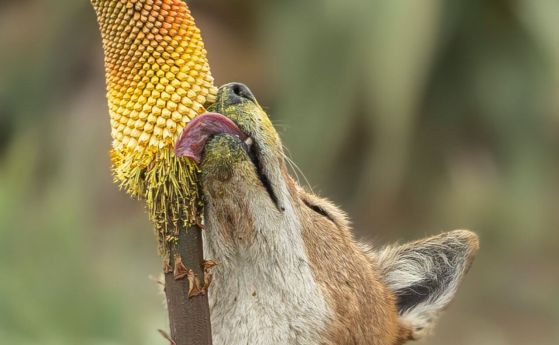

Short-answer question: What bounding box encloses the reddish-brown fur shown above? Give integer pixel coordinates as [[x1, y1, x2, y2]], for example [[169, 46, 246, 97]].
[[196, 83, 479, 345], [285, 177, 409, 345]]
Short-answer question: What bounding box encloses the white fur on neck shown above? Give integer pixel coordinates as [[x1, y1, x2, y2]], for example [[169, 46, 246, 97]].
[[203, 181, 330, 345]]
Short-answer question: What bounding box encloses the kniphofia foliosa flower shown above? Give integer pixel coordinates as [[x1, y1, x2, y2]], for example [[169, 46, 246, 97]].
[[91, 0, 217, 258]]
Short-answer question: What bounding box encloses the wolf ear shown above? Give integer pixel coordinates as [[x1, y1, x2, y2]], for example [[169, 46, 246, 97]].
[[377, 230, 479, 340]]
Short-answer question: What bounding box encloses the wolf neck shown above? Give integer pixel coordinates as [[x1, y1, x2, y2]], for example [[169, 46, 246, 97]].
[[203, 182, 330, 345]]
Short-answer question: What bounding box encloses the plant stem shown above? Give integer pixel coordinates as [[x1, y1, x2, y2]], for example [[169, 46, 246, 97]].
[[164, 225, 212, 345]]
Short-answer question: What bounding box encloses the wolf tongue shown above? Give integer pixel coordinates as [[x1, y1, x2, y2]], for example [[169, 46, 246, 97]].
[[175, 113, 248, 163]]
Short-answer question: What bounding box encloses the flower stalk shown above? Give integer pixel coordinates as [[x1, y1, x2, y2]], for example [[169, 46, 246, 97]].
[[90, 1, 216, 344]]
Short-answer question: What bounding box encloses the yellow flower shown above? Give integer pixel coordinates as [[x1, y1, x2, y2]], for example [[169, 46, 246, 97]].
[[91, 0, 217, 257]]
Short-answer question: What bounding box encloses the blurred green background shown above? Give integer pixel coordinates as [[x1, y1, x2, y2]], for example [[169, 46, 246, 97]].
[[0, 0, 558, 344]]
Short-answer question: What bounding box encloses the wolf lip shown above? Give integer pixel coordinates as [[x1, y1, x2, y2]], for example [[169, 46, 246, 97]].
[[175, 112, 249, 163]]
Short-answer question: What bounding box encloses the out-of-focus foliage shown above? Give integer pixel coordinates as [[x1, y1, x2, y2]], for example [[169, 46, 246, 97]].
[[0, 0, 557, 344]]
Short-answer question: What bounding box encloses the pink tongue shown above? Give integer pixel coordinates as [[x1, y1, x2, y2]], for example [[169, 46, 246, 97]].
[[175, 112, 248, 163]]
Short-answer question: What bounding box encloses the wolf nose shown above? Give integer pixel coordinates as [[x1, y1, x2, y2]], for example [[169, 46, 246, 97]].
[[221, 82, 257, 104]]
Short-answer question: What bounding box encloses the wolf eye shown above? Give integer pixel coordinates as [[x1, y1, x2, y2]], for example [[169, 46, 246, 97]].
[[303, 199, 335, 224]]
